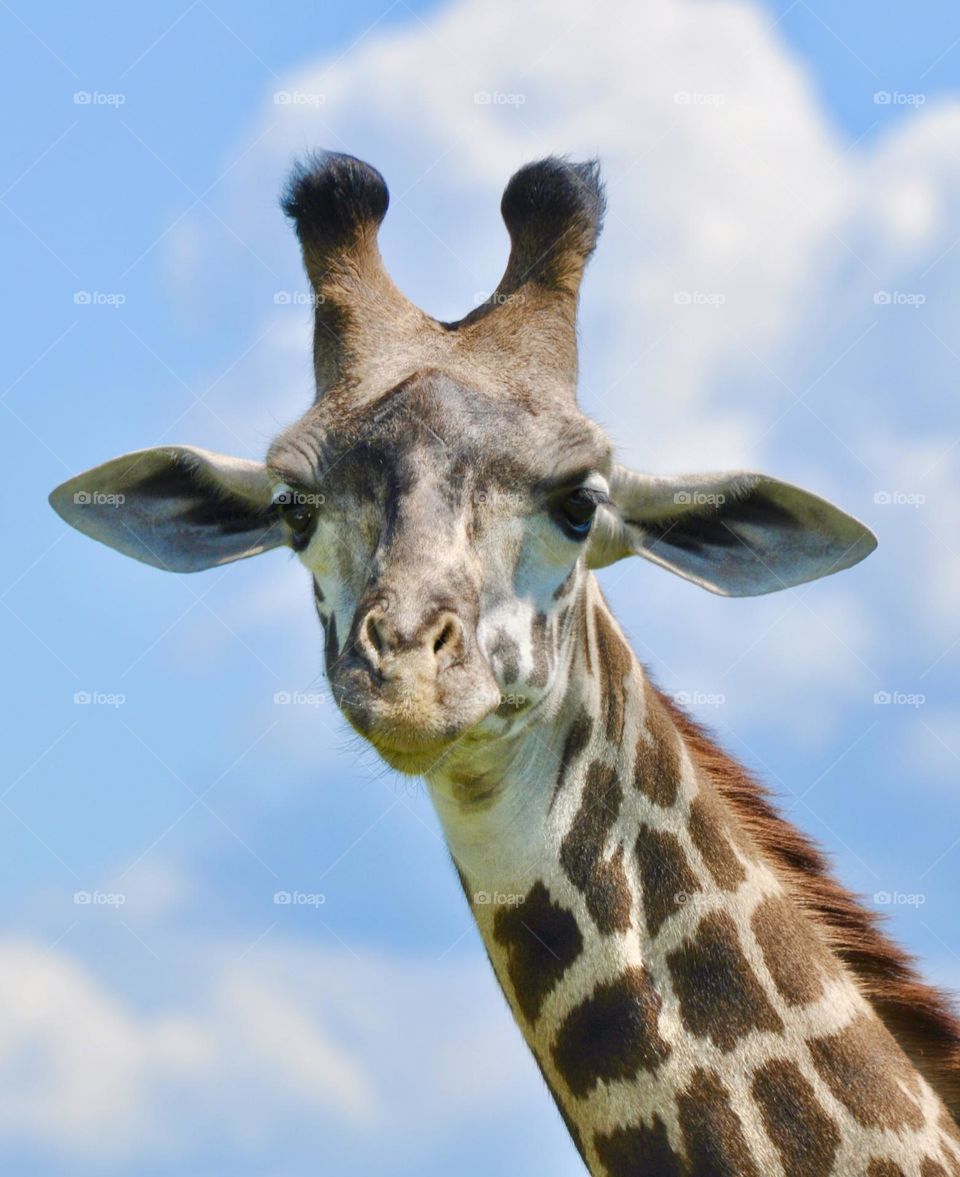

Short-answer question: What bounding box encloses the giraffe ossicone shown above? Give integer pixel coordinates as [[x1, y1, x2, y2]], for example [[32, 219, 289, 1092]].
[[50, 151, 960, 1176]]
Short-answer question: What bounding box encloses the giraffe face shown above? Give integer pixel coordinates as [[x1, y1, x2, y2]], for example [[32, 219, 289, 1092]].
[[49, 152, 877, 777], [267, 369, 612, 774]]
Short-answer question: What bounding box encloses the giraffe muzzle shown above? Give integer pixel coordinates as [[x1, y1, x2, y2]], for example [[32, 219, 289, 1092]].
[[357, 604, 466, 680], [331, 600, 502, 774]]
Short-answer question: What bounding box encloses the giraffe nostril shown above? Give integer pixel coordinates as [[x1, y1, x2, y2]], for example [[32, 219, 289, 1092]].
[[362, 611, 388, 663], [429, 614, 465, 667], [358, 605, 464, 675], [433, 620, 456, 655]]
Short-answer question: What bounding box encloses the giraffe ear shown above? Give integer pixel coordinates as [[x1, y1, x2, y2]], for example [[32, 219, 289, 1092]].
[[49, 446, 287, 573], [587, 465, 877, 596]]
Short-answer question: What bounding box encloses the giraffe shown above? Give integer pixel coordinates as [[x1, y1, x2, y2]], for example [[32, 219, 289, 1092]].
[[50, 152, 960, 1176]]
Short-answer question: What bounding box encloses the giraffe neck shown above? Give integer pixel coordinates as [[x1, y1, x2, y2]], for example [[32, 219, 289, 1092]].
[[427, 578, 960, 1177]]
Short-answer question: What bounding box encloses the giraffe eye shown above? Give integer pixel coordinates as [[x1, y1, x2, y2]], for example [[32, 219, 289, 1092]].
[[556, 488, 604, 539], [273, 485, 321, 551]]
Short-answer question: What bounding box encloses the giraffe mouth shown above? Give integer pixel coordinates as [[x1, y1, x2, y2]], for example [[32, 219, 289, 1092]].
[[366, 729, 465, 775], [330, 650, 503, 775]]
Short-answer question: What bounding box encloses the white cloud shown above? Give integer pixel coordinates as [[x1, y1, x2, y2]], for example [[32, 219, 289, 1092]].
[[0, 936, 573, 1171], [0, 941, 202, 1160]]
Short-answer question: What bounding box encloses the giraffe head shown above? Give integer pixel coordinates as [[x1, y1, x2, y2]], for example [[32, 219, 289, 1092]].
[[49, 152, 876, 774]]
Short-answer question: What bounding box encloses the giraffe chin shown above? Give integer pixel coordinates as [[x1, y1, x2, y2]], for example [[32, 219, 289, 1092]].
[[370, 738, 460, 776], [346, 703, 501, 777], [332, 664, 503, 776]]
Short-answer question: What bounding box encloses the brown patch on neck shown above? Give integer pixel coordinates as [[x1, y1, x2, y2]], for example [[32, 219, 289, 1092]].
[[548, 705, 592, 812], [633, 679, 682, 807], [492, 880, 583, 1024], [551, 966, 671, 1097], [808, 1012, 925, 1131], [559, 760, 632, 934], [667, 909, 783, 1052], [751, 894, 839, 1006], [687, 791, 748, 891], [654, 684, 960, 1124], [752, 1058, 841, 1177], [594, 1115, 682, 1177], [677, 1068, 760, 1177], [921, 1159, 951, 1177], [634, 824, 701, 938], [593, 605, 631, 743]]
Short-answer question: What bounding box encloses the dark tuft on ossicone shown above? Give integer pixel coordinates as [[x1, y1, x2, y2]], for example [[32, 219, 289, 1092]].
[[500, 156, 606, 274], [282, 150, 389, 250]]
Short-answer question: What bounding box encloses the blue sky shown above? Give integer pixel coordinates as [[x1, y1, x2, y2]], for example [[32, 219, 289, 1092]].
[[3, 2, 960, 1174]]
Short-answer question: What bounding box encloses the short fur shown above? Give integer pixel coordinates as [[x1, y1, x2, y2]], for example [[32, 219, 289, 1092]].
[[658, 687, 960, 1122]]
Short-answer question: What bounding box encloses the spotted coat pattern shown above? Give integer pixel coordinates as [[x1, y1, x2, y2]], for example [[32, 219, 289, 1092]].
[[431, 580, 960, 1177]]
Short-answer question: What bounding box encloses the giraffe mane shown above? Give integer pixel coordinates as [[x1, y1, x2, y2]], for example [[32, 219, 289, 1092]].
[[655, 684, 960, 1124]]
